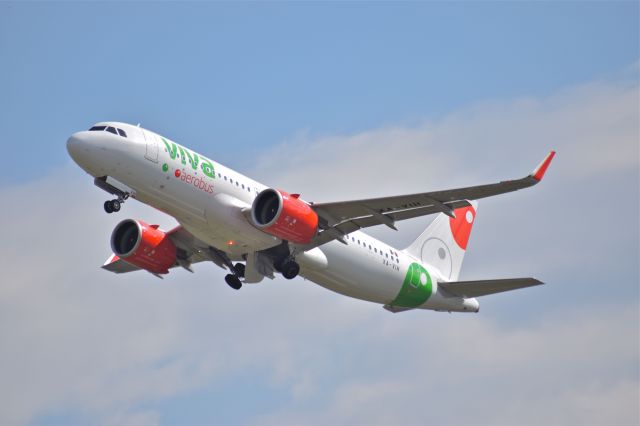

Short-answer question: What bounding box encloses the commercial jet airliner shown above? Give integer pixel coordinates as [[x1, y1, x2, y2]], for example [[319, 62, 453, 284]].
[[67, 122, 555, 313]]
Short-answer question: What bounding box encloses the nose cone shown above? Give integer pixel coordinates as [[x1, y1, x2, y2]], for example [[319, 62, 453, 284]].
[[67, 131, 100, 175], [66, 132, 87, 162]]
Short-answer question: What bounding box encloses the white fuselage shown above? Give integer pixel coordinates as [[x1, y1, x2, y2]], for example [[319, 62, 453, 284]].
[[67, 122, 479, 312]]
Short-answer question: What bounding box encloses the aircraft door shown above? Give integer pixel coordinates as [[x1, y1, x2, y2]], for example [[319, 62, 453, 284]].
[[143, 131, 159, 163]]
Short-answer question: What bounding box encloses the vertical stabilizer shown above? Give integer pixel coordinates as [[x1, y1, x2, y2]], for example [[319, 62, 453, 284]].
[[402, 201, 478, 281]]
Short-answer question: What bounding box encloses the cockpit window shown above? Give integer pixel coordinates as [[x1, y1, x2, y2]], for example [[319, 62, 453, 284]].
[[88, 125, 128, 138]]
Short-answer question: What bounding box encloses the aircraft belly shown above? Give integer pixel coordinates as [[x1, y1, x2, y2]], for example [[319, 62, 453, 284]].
[[205, 193, 281, 252], [300, 241, 403, 304]]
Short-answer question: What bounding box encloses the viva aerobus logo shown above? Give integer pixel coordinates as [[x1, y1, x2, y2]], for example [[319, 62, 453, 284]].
[[161, 138, 215, 194], [391, 263, 434, 308]]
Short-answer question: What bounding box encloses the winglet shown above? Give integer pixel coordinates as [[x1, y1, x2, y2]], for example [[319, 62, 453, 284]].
[[531, 151, 556, 181]]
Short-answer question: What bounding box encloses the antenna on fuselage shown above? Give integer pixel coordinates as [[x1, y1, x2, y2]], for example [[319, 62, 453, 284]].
[[137, 123, 141, 127]]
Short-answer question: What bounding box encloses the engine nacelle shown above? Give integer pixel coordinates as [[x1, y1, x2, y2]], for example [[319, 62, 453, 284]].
[[251, 189, 319, 244], [110, 219, 177, 274]]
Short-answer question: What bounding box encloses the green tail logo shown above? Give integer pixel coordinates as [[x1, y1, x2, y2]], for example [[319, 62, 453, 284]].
[[391, 263, 433, 308]]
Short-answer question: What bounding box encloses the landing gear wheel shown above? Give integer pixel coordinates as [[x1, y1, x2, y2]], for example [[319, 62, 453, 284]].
[[104, 199, 121, 214], [110, 199, 121, 212], [281, 260, 300, 280], [234, 263, 245, 278], [225, 274, 242, 290]]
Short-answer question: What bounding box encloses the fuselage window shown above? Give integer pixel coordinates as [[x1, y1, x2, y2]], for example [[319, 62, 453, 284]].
[[218, 173, 221, 178], [242, 184, 245, 189], [374, 248, 378, 253], [368, 244, 371, 250], [106, 126, 118, 135], [224, 176, 228, 181], [236, 181, 239, 187], [385, 253, 388, 258], [230, 179, 233, 184]]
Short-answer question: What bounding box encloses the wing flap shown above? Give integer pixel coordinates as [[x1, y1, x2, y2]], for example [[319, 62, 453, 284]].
[[438, 278, 544, 298]]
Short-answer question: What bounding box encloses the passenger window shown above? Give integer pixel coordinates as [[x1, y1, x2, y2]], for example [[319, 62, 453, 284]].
[[218, 173, 221, 178], [241, 184, 245, 189], [106, 126, 117, 135], [224, 176, 227, 181], [374, 248, 377, 253]]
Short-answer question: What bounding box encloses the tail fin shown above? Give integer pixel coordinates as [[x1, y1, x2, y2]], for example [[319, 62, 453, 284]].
[[402, 201, 478, 281]]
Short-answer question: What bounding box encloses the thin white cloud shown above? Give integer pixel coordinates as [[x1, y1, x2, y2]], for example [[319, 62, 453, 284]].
[[252, 306, 638, 426]]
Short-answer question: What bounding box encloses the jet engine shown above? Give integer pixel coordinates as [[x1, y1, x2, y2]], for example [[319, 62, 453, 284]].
[[250, 189, 318, 244], [110, 219, 177, 274]]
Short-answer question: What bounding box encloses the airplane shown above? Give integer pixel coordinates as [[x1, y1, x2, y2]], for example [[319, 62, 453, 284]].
[[66, 122, 555, 313]]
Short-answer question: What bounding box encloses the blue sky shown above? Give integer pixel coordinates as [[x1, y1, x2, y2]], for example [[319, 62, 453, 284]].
[[0, 2, 637, 183], [0, 2, 638, 426]]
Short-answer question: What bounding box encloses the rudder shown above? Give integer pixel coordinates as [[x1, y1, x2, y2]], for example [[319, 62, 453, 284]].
[[402, 201, 478, 281]]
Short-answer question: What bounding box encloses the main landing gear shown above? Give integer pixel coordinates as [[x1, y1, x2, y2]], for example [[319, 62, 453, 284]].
[[104, 193, 130, 214], [275, 258, 300, 280], [224, 263, 245, 290]]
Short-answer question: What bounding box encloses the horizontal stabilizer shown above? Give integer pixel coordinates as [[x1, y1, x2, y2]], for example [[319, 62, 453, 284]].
[[439, 278, 543, 298], [383, 304, 415, 313]]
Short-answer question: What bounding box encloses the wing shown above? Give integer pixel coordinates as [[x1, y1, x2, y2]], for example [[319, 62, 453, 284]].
[[305, 151, 555, 248], [102, 225, 228, 275], [438, 277, 544, 298]]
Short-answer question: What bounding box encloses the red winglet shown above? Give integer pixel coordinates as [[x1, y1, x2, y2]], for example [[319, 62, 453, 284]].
[[532, 151, 556, 181]]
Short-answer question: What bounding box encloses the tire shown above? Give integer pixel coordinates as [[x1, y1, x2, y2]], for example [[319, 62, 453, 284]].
[[111, 200, 121, 212], [225, 274, 242, 290], [234, 263, 246, 278], [281, 260, 300, 280], [104, 200, 113, 213]]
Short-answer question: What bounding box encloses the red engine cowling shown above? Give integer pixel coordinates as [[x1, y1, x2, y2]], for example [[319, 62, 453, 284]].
[[110, 219, 177, 274], [251, 189, 319, 244]]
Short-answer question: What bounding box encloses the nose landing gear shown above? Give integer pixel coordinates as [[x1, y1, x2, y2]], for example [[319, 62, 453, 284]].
[[103, 193, 130, 214]]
